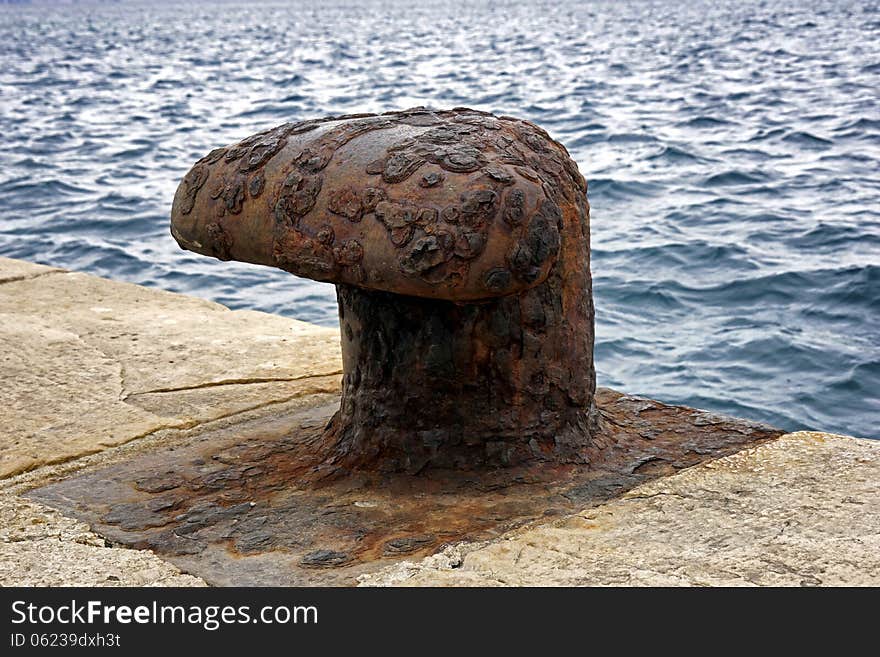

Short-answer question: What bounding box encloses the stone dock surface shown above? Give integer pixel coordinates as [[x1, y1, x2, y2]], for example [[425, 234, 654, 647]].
[[1, 256, 877, 586]]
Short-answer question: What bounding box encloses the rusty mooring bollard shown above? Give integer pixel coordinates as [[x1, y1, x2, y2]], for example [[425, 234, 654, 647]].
[[171, 107, 596, 472]]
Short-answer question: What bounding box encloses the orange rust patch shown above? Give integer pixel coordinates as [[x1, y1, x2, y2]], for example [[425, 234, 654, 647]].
[[29, 388, 782, 586]]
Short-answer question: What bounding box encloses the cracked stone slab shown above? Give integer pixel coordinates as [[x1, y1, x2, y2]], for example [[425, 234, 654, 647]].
[[357, 431, 880, 586], [0, 490, 204, 586], [0, 259, 342, 477], [0, 314, 180, 477], [0, 256, 62, 284]]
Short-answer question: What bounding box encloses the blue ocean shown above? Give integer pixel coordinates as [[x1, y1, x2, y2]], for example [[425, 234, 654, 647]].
[[0, 0, 877, 438]]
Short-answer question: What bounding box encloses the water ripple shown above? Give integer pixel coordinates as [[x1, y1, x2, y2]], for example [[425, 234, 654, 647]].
[[0, 0, 878, 439]]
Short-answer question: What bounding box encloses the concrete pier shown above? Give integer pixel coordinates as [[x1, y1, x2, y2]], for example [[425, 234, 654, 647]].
[[1, 256, 877, 586]]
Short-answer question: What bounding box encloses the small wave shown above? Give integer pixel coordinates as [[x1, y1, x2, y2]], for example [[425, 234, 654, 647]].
[[678, 116, 732, 128], [606, 132, 657, 144], [698, 335, 830, 374], [236, 101, 306, 118], [789, 222, 880, 251], [0, 178, 94, 197], [272, 74, 305, 87], [646, 144, 704, 162], [109, 145, 154, 159], [566, 128, 607, 149], [596, 281, 688, 312], [658, 269, 831, 306], [781, 130, 833, 148], [718, 146, 781, 161], [812, 264, 880, 312], [11, 157, 53, 170], [703, 170, 769, 186], [594, 241, 756, 274], [588, 178, 664, 199], [834, 117, 880, 133], [150, 79, 184, 90], [747, 127, 787, 142], [594, 337, 656, 360], [828, 361, 880, 399]]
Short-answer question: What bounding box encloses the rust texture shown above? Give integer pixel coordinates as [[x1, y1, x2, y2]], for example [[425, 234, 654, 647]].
[[171, 108, 595, 470], [29, 390, 783, 586]]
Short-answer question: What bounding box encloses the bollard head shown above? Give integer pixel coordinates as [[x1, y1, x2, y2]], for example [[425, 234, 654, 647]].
[[171, 107, 585, 302]]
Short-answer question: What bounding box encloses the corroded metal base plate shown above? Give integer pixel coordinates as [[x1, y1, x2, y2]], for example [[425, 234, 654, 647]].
[[29, 389, 782, 586]]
